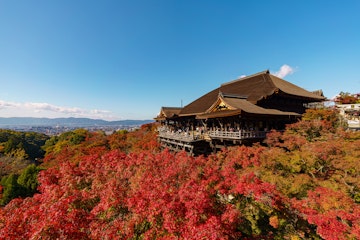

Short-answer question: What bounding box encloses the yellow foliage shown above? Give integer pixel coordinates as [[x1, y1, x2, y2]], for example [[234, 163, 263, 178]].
[[6, 148, 28, 159]]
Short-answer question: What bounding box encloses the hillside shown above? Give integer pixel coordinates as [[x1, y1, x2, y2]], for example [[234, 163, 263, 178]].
[[0, 111, 360, 239]]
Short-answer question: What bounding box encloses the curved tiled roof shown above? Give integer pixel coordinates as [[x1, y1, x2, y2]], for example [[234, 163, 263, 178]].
[[221, 97, 300, 116], [180, 70, 325, 116], [154, 107, 183, 120], [269, 74, 325, 100], [196, 95, 301, 119]]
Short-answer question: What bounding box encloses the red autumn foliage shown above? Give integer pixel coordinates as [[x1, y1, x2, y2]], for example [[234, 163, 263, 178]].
[[291, 187, 360, 240], [1, 111, 360, 239], [0, 147, 286, 239]]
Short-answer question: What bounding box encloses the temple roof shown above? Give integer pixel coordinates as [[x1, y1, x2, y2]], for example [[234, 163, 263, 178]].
[[180, 70, 325, 116], [196, 94, 301, 119], [154, 107, 182, 120]]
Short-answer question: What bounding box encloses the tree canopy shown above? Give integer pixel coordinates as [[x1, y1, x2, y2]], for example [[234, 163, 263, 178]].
[[0, 113, 360, 239]]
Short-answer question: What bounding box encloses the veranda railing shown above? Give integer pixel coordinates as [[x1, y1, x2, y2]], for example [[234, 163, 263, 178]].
[[158, 127, 268, 141], [208, 130, 267, 140]]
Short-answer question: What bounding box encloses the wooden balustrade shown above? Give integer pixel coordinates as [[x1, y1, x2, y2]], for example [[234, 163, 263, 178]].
[[158, 127, 267, 141], [208, 130, 267, 139]]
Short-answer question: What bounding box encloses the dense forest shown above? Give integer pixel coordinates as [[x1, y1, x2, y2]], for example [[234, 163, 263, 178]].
[[0, 109, 360, 239]]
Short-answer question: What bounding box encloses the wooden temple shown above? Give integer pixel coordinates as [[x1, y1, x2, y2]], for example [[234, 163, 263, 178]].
[[155, 70, 325, 155]]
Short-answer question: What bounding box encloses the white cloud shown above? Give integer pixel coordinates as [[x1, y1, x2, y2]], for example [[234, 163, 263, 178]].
[[24, 102, 85, 115], [0, 100, 20, 109], [273, 64, 295, 78], [0, 100, 119, 120], [90, 109, 111, 115]]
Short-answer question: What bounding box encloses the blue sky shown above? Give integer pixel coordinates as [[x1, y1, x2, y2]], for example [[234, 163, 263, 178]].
[[1, 0, 360, 120]]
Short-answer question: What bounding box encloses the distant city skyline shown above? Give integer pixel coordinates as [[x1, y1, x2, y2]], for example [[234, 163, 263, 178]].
[[1, 1, 359, 120]]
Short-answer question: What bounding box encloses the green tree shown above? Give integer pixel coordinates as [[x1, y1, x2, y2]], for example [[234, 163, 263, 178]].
[[0, 130, 49, 160], [3, 135, 21, 155], [0, 173, 24, 205], [42, 129, 88, 155], [0, 164, 41, 205], [17, 164, 40, 197]]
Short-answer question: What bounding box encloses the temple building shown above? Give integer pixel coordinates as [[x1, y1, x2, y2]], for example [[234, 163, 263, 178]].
[[155, 70, 325, 155]]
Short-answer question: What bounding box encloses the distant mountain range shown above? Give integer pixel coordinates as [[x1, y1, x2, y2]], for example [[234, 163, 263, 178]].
[[0, 117, 154, 127]]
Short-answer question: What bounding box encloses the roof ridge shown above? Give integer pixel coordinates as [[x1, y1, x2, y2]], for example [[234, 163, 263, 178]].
[[162, 106, 183, 109], [221, 70, 270, 87], [264, 71, 278, 91], [219, 91, 248, 99]]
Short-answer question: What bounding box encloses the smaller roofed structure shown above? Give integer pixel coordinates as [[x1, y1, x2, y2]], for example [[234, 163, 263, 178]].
[[154, 107, 182, 121]]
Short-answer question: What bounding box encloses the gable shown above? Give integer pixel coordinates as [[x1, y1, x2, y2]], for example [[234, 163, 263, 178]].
[[207, 97, 236, 113]]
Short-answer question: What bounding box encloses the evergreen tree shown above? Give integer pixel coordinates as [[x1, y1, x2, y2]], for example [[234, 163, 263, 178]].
[[17, 164, 40, 197], [0, 174, 25, 205]]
